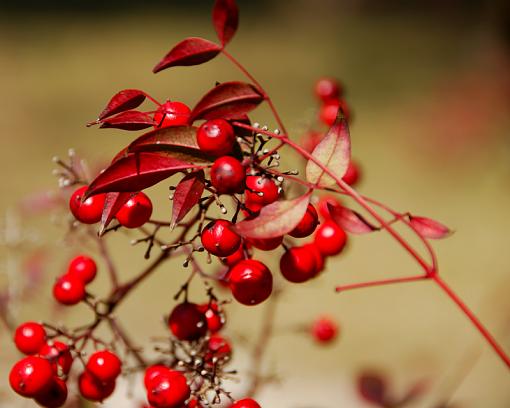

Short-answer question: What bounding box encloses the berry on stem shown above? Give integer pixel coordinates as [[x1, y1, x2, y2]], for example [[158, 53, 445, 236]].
[[78, 371, 116, 402], [206, 334, 232, 363], [280, 246, 318, 283], [244, 175, 279, 213], [231, 398, 262, 408], [312, 316, 338, 344], [247, 236, 283, 251], [210, 156, 245, 194], [34, 376, 68, 408], [154, 101, 191, 128], [228, 259, 273, 306], [319, 99, 350, 126], [52, 274, 86, 305], [168, 302, 207, 341], [39, 341, 73, 375], [198, 302, 225, 333], [67, 255, 97, 284], [145, 369, 190, 408], [9, 356, 54, 398], [86, 350, 122, 383], [201, 219, 241, 257], [116, 192, 153, 228], [197, 119, 235, 156], [69, 185, 106, 224], [144, 365, 169, 388], [314, 220, 347, 256], [289, 204, 319, 238], [342, 160, 361, 186], [14, 322, 47, 355], [314, 77, 342, 102]]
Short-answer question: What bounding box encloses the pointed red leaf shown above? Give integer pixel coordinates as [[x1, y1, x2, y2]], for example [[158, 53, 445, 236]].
[[212, 0, 239, 46], [234, 193, 311, 239], [306, 115, 351, 187], [97, 89, 147, 121], [98, 110, 155, 131], [171, 171, 205, 229], [153, 37, 222, 73], [328, 204, 379, 234], [409, 215, 452, 239], [190, 81, 264, 122], [99, 192, 133, 235], [86, 152, 205, 197]]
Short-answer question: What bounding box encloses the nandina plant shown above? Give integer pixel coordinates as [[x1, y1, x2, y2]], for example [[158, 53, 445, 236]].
[[7, 0, 510, 407]]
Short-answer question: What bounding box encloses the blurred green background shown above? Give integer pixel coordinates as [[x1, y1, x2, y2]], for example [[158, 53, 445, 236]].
[[1, 1, 510, 407]]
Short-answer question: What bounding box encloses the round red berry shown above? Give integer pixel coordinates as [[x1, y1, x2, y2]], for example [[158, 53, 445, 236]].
[[34, 376, 68, 408], [198, 302, 225, 333], [14, 322, 47, 355], [231, 398, 262, 408], [314, 220, 347, 256], [168, 302, 207, 341], [312, 316, 338, 343], [146, 369, 190, 408], [280, 246, 318, 283], [69, 186, 106, 224], [314, 77, 342, 102], [342, 160, 361, 186], [197, 119, 235, 156], [86, 350, 122, 383], [67, 255, 97, 284], [39, 341, 73, 375], [223, 245, 246, 266], [116, 192, 153, 228], [301, 243, 325, 275], [319, 99, 350, 126], [144, 365, 168, 389], [9, 356, 54, 397], [205, 334, 232, 364], [300, 130, 323, 153], [246, 236, 283, 251], [53, 274, 86, 305], [210, 156, 245, 194], [201, 219, 241, 257], [244, 175, 279, 213], [154, 101, 191, 128], [228, 259, 273, 306], [78, 371, 115, 402], [289, 204, 319, 238]]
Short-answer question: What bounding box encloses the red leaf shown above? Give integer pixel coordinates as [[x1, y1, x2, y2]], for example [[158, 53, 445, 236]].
[[328, 204, 379, 234], [98, 110, 155, 131], [190, 81, 264, 122], [357, 372, 388, 407], [234, 193, 311, 239], [97, 89, 147, 121], [153, 37, 222, 73], [86, 152, 205, 196], [212, 0, 239, 46], [409, 215, 452, 239], [306, 115, 351, 187], [99, 192, 133, 235], [171, 171, 205, 229]]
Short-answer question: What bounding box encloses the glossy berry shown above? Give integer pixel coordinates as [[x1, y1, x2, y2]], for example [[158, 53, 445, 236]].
[[210, 156, 245, 194], [302, 243, 325, 275], [69, 186, 106, 224], [14, 322, 47, 355], [314, 77, 342, 102], [280, 246, 318, 283], [39, 341, 73, 375], [197, 119, 235, 156], [244, 175, 279, 212], [67, 255, 97, 284], [154, 101, 191, 128], [319, 99, 350, 126], [86, 350, 122, 383], [231, 399, 262, 408], [144, 365, 169, 388], [198, 302, 225, 333], [53, 274, 86, 305], [205, 334, 232, 364], [317, 195, 342, 219], [289, 204, 319, 238], [9, 356, 54, 397], [201, 219, 241, 257], [247, 236, 283, 251], [145, 369, 190, 408], [228, 259, 273, 306], [34, 376, 68, 408], [314, 220, 347, 256], [78, 371, 115, 402], [168, 302, 207, 341], [116, 192, 153, 228], [342, 160, 361, 186], [222, 245, 246, 266], [312, 316, 338, 343]]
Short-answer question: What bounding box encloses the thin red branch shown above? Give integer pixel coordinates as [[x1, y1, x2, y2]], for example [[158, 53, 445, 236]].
[[336, 274, 428, 293]]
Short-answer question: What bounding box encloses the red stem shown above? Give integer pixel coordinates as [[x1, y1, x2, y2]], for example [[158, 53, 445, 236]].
[[336, 275, 428, 292]]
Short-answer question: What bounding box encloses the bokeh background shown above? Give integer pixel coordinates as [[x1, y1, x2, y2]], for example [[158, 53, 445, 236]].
[[1, 0, 510, 407]]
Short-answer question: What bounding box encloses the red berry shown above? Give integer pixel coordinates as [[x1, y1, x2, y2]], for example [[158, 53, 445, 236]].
[[210, 156, 245, 194], [198, 302, 225, 333], [34, 376, 68, 408], [9, 356, 54, 397], [289, 204, 319, 238], [205, 334, 232, 364], [228, 259, 273, 306], [78, 371, 115, 402], [280, 246, 318, 283], [247, 236, 283, 251], [300, 130, 323, 153], [146, 370, 190, 408], [222, 245, 246, 266], [197, 119, 235, 157], [301, 243, 325, 275], [244, 175, 279, 212], [314, 220, 347, 256], [116, 192, 153, 228], [86, 350, 122, 383], [14, 322, 46, 355], [312, 316, 338, 343], [168, 302, 207, 341], [53, 274, 86, 305], [39, 341, 73, 375], [67, 255, 97, 284], [144, 365, 168, 389], [342, 160, 361, 186], [319, 99, 350, 126], [317, 195, 342, 219], [231, 398, 262, 408], [69, 186, 106, 224], [201, 219, 241, 257], [314, 77, 342, 102], [154, 101, 191, 128]]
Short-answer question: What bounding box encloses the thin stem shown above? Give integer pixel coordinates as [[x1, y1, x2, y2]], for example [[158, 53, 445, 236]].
[[336, 275, 428, 293], [94, 232, 119, 289]]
